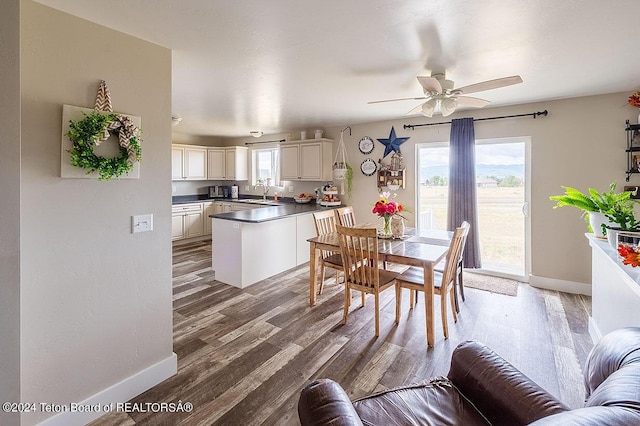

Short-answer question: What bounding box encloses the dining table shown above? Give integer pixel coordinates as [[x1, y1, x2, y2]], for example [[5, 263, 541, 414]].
[[307, 226, 452, 346]]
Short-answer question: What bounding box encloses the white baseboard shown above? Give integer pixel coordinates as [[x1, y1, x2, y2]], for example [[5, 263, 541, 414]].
[[38, 353, 177, 426], [529, 274, 591, 295], [588, 316, 602, 343]]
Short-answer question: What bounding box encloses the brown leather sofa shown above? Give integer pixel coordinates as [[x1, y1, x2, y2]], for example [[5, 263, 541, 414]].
[[298, 327, 640, 425]]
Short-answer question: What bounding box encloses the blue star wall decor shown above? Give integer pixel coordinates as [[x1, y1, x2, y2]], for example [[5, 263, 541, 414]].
[[377, 126, 409, 157]]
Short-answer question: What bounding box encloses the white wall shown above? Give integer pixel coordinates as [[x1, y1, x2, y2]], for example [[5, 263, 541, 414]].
[[321, 93, 635, 291], [0, 1, 21, 425], [19, 2, 174, 424]]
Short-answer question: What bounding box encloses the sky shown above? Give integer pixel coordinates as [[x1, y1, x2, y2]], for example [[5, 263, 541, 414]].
[[419, 140, 526, 166]]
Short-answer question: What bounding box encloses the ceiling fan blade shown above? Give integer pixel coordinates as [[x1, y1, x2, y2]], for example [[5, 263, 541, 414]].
[[368, 96, 427, 104], [455, 75, 522, 95], [455, 96, 491, 108], [406, 103, 426, 116], [417, 76, 443, 94]]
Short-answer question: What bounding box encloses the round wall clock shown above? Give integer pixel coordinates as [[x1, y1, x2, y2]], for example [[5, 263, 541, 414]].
[[360, 158, 377, 176], [358, 136, 374, 154]]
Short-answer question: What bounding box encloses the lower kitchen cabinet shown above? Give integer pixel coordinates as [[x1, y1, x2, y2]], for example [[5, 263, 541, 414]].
[[204, 202, 215, 234], [172, 203, 204, 241]]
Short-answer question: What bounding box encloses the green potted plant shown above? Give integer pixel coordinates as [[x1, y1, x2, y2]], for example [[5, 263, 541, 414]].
[[601, 194, 640, 247], [549, 182, 635, 238]]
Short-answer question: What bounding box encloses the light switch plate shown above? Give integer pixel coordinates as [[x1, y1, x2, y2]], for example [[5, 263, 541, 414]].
[[132, 214, 153, 233], [288, 185, 294, 192]]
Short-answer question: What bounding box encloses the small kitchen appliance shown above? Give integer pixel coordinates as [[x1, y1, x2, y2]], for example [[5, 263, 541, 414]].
[[208, 185, 219, 198], [231, 184, 239, 199], [221, 186, 231, 198]]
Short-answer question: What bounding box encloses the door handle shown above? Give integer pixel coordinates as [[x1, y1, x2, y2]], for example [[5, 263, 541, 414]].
[[521, 202, 529, 217]]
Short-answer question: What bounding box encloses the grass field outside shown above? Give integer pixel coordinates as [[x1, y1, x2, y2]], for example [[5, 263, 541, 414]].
[[419, 185, 525, 274]]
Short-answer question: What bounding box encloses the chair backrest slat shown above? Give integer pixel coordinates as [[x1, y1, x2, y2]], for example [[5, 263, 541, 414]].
[[313, 210, 340, 261], [442, 222, 470, 286], [336, 224, 379, 290], [336, 206, 356, 227]]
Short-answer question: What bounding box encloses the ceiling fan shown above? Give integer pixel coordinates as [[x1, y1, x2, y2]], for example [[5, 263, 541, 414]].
[[368, 72, 523, 117]]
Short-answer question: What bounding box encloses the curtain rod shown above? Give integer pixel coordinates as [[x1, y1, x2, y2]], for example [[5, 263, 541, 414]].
[[403, 109, 548, 130], [244, 139, 286, 146]]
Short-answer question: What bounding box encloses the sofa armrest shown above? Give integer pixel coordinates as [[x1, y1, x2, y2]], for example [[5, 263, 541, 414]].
[[447, 341, 570, 425], [298, 379, 364, 426]]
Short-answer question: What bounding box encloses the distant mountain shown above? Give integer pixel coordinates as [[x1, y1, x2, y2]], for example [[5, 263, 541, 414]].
[[420, 163, 524, 179]]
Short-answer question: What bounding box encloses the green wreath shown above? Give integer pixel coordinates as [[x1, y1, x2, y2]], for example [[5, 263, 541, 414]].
[[66, 111, 142, 180]]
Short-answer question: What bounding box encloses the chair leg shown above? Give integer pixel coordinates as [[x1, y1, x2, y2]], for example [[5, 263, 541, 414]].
[[395, 285, 401, 324], [361, 291, 366, 307], [335, 269, 340, 286], [318, 266, 326, 295], [441, 293, 449, 339], [374, 293, 380, 337], [452, 272, 460, 314], [409, 289, 415, 309], [342, 285, 350, 325], [458, 266, 465, 302], [450, 288, 458, 323], [423, 292, 430, 346]]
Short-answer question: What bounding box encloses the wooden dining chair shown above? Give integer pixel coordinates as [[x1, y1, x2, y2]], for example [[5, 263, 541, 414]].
[[336, 224, 399, 337], [312, 210, 344, 294], [434, 221, 470, 313], [335, 206, 356, 227], [395, 222, 469, 342]]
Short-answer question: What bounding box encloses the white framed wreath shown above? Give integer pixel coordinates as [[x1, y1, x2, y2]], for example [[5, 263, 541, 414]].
[[61, 81, 142, 180]]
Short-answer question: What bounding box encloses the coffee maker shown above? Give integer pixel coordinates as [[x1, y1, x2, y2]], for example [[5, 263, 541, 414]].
[[208, 185, 232, 198]]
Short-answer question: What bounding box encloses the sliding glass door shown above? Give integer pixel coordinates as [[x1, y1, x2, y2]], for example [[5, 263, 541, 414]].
[[416, 137, 530, 280]]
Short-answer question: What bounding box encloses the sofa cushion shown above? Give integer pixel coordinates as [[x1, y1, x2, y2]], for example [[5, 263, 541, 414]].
[[352, 378, 490, 426]]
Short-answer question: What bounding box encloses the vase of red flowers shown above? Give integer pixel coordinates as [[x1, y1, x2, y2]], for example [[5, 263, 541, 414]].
[[372, 193, 406, 237], [629, 91, 640, 123]]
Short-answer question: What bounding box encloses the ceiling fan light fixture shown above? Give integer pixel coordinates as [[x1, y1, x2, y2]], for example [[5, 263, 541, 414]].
[[421, 99, 437, 117], [250, 130, 263, 138], [441, 98, 458, 117]]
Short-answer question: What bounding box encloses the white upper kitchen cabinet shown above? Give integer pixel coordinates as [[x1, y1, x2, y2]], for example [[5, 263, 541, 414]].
[[172, 144, 207, 180], [279, 139, 333, 181], [207, 149, 226, 180], [207, 146, 248, 180]]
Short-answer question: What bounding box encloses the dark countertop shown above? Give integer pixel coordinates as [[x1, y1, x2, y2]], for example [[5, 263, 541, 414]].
[[210, 203, 339, 223], [172, 194, 227, 204], [172, 194, 299, 205]]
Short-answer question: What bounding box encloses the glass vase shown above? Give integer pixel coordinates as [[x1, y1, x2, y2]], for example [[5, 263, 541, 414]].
[[382, 215, 392, 237]]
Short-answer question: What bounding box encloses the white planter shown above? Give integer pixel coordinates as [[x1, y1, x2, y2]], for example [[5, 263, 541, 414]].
[[606, 227, 621, 248], [333, 168, 347, 180], [589, 212, 613, 238]]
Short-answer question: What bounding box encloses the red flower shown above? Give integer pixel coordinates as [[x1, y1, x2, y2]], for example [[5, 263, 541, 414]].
[[618, 244, 640, 267], [629, 91, 640, 108]]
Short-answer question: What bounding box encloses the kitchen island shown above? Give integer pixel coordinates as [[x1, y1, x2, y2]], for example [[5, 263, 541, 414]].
[[210, 202, 339, 288]]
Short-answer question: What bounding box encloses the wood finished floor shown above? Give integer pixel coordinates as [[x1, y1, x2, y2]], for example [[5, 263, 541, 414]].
[[90, 240, 593, 426]]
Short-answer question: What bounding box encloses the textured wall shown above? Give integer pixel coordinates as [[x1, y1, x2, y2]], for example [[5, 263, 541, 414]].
[[20, 2, 173, 424], [0, 1, 21, 425]]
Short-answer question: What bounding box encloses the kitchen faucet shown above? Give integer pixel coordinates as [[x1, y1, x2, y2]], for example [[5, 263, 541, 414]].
[[254, 178, 271, 200]]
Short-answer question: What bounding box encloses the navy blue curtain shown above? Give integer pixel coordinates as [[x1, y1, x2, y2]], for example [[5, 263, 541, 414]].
[[448, 117, 481, 268]]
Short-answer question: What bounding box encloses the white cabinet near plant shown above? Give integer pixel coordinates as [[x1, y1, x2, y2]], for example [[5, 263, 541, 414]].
[[171, 203, 204, 240], [172, 144, 207, 180], [207, 146, 248, 180], [279, 139, 333, 181]]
